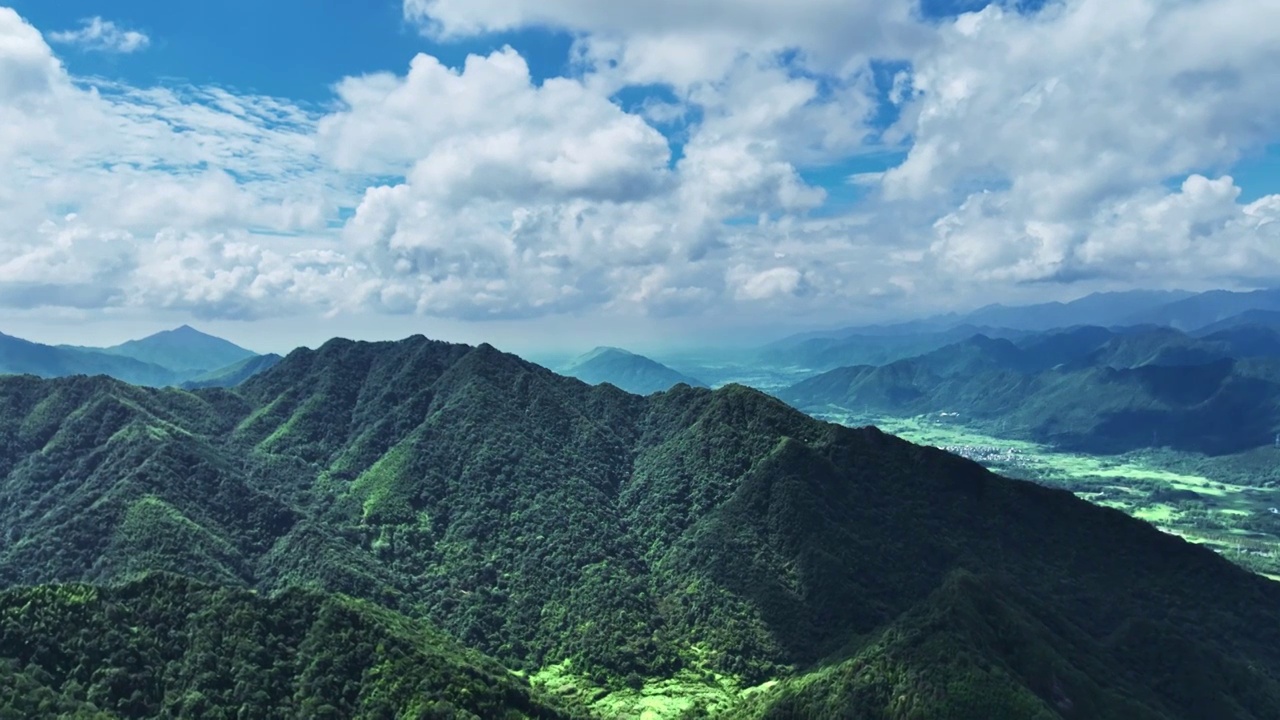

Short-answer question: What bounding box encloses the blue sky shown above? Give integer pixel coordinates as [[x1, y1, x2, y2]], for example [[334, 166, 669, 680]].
[[10, 0, 1009, 188], [14, 0, 1276, 204], [1, 0, 1278, 354], [7, 0, 575, 99], [11, 0, 999, 96]]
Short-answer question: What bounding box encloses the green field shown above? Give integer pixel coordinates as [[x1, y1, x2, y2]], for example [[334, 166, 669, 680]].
[[816, 409, 1280, 579], [528, 652, 776, 720]]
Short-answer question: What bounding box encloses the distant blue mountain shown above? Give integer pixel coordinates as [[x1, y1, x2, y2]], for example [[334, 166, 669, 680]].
[[561, 347, 707, 395], [85, 325, 257, 374], [0, 331, 177, 387], [1, 326, 274, 387]]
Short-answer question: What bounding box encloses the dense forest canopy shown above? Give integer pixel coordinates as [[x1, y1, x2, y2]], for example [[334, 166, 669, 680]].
[[0, 336, 1279, 717]]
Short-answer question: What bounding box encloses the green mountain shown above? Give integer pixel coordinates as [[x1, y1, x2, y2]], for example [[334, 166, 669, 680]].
[[560, 346, 707, 394], [181, 353, 284, 389], [778, 330, 1280, 454], [4, 336, 1280, 717], [92, 325, 257, 375], [0, 331, 178, 387], [0, 573, 579, 719]]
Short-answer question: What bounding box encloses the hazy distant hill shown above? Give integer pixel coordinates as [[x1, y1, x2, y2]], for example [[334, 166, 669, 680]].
[[4, 336, 1280, 717], [965, 289, 1194, 330], [1193, 309, 1280, 335], [772, 290, 1194, 347], [0, 325, 271, 387], [1125, 289, 1280, 330], [87, 324, 257, 375], [779, 329, 1280, 454], [561, 346, 707, 394], [181, 352, 283, 389], [770, 288, 1280, 354], [0, 331, 178, 386], [758, 325, 1029, 373]]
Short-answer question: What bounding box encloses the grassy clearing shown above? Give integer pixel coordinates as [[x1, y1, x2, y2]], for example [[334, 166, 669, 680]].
[[530, 649, 776, 719], [816, 409, 1280, 579]]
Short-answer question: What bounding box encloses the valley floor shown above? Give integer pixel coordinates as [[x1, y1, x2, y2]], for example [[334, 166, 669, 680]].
[[814, 408, 1280, 580]]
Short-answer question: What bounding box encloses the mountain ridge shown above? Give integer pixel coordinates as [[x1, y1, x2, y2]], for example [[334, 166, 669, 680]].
[[3, 334, 1280, 717], [82, 324, 258, 375], [777, 328, 1280, 454]]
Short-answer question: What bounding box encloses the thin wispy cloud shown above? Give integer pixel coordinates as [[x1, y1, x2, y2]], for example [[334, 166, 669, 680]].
[[49, 16, 149, 54]]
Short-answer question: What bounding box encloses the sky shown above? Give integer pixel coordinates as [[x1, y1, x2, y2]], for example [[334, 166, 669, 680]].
[[1, 0, 1278, 355]]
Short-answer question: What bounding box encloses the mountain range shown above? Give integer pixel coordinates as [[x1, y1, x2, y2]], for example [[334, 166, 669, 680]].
[[778, 325, 1280, 454], [0, 325, 271, 389], [764, 288, 1280, 373], [3, 335, 1280, 717]]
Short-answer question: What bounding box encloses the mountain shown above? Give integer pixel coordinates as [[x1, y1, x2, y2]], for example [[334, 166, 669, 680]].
[[4, 336, 1280, 717], [181, 352, 283, 389], [964, 289, 1195, 331], [91, 325, 258, 375], [756, 325, 1031, 374], [0, 326, 267, 387], [770, 290, 1194, 348], [1193, 309, 1280, 335], [1197, 325, 1280, 359], [0, 573, 578, 719], [778, 330, 1280, 454], [768, 287, 1280, 357], [560, 346, 707, 394], [1125, 289, 1280, 330], [0, 331, 178, 386]]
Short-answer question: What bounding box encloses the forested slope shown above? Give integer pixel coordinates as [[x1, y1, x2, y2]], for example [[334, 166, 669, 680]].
[[0, 574, 579, 719], [2, 336, 1280, 718], [778, 333, 1280, 454]]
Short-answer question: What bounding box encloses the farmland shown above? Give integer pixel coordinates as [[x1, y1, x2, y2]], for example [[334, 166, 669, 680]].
[[817, 409, 1280, 580]]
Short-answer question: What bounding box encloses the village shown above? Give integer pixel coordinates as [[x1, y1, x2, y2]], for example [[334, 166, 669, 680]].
[[934, 443, 1035, 470]]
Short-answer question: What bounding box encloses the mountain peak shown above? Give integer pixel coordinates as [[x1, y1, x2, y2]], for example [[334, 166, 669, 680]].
[[98, 325, 257, 375], [560, 345, 707, 394]]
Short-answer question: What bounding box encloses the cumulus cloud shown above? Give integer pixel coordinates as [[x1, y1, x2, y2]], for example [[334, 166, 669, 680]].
[[3, 0, 1280, 331], [0, 8, 341, 321], [879, 0, 1280, 294], [319, 49, 672, 202], [48, 16, 149, 54]]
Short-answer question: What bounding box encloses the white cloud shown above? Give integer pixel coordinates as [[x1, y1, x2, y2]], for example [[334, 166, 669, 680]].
[[730, 265, 804, 301], [881, 0, 1280, 293], [3, 1, 1280, 334], [0, 6, 61, 97], [404, 0, 925, 76], [319, 49, 672, 202], [48, 16, 149, 54], [0, 8, 343, 321]]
